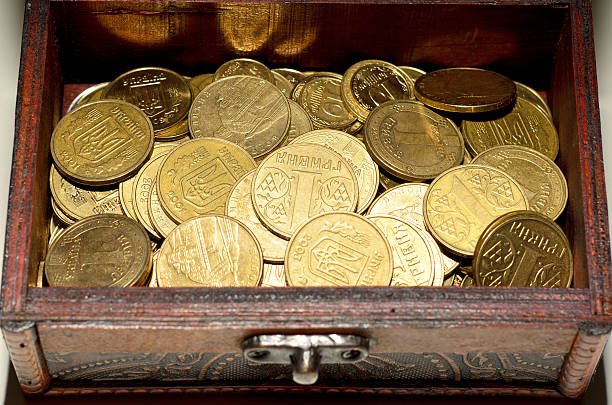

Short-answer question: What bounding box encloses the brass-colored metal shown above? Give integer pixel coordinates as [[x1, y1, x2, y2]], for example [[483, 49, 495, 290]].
[[291, 129, 379, 214], [51, 198, 75, 226], [460, 275, 475, 287], [271, 68, 306, 88], [213, 58, 274, 83], [277, 100, 314, 149], [368, 215, 442, 286], [399, 66, 426, 87], [471, 145, 568, 220], [272, 71, 294, 97], [153, 119, 190, 141], [132, 154, 169, 239], [424, 165, 529, 257], [148, 184, 178, 239], [67, 82, 108, 113], [461, 98, 559, 160], [295, 72, 358, 130], [51, 100, 154, 186], [515, 81, 552, 118], [365, 100, 464, 181], [189, 75, 290, 158], [378, 168, 405, 190], [189, 73, 214, 97], [226, 171, 288, 263], [414, 68, 516, 113], [261, 263, 287, 287], [252, 144, 359, 239], [285, 212, 392, 286], [474, 211, 572, 288], [157, 138, 256, 223], [103, 67, 192, 132], [118, 142, 179, 221], [156, 215, 263, 287], [366, 183, 459, 275], [341, 60, 413, 122], [45, 214, 152, 287], [49, 165, 122, 221]]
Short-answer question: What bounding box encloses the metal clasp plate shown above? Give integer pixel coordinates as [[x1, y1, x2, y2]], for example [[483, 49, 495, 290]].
[[242, 334, 369, 385]]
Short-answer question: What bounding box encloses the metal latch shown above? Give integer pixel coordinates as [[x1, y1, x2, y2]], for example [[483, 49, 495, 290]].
[[242, 334, 369, 385]]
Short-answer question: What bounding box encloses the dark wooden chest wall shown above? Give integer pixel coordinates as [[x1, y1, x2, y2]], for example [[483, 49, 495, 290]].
[[1, 0, 610, 398]]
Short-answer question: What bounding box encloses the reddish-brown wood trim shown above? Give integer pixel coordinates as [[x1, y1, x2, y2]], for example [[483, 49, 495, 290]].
[[2, 321, 50, 394], [1, 0, 51, 315], [13, 286, 595, 326], [558, 328, 609, 398], [570, 1, 612, 315]]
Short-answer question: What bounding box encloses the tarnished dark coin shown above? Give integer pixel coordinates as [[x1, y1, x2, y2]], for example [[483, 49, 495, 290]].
[[414, 68, 516, 113], [474, 211, 572, 288]]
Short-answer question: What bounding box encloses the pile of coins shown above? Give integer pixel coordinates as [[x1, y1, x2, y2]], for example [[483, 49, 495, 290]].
[[44, 58, 572, 289]]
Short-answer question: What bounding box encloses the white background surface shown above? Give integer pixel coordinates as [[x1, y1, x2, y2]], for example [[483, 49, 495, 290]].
[[0, 0, 612, 403]]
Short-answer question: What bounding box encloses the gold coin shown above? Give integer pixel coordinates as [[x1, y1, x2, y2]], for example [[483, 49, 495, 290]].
[[189, 73, 214, 97], [277, 100, 314, 148], [461, 98, 559, 160], [261, 263, 287, 287], [51, 198, 75, 226], [285, 212, 393, 286], [67, 82, 108, 112], [189, 75, 290, 158], [51, 100, 154, 186], [132, 154, 169, 239], [213, 58, 274, 82], [271, 68, 306, 88], [341, 59, 414, 122], [295, 72, 358, 130], [272, 71, 294, 97], [471, 145, 567, 220], [379, 168, 405, 190], [50, 165, 122, 221], [45, 214, 152, 287], [157, 138, 256, 223], [103, 67, 191, 132], [119, 142, 179, 221], [399, 66, 426, 84], [368, 215, 442, 287], [414, 68, 516, 113], [156, 215, 263, 287], [515, 81, 552, 118], [367, 183, 428, 228], [148, 184, 178, 239], [291, 129, 379, 214], [226, 171, 288, 263], [424, 165, 529, 257], [252, 144, 359, 239], [367, 184, 459, 276], [365, 100, 464, 181], [474, 211, 572, 288]]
